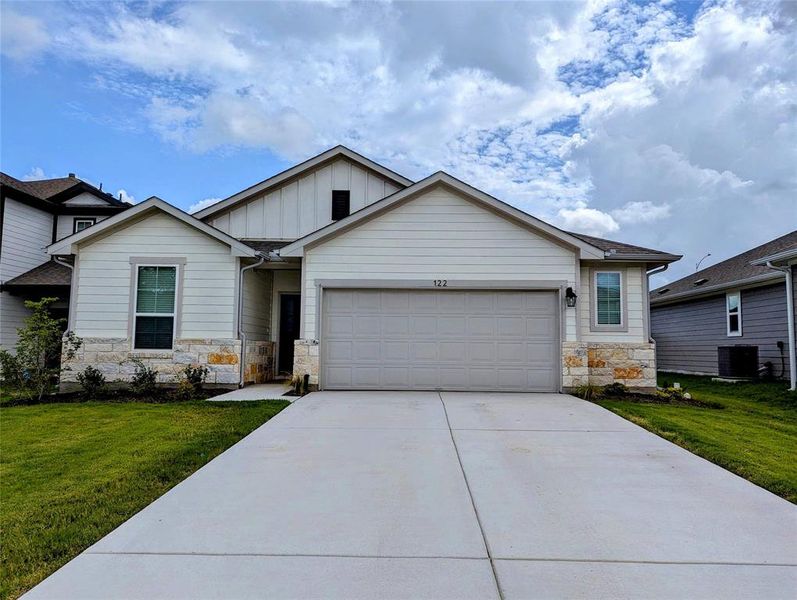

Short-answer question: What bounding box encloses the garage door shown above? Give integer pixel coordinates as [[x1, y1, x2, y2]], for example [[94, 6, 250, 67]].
[[321, 289, 559, 391]]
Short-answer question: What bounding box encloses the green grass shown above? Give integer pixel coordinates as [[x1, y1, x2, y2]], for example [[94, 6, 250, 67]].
[[0, 399, 289, 599], [597, 374, 797, 503]]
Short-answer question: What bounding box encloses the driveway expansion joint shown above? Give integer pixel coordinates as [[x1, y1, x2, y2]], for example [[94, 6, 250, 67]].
[[439, 392, 505, 600]]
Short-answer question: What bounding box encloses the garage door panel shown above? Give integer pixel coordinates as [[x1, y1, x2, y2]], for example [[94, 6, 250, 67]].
[[322, 289, 559, 391]]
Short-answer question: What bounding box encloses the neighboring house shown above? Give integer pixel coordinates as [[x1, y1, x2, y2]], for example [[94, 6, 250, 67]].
[[47, 146, 680, 392], [0, 173, 131, 351], [650, 231, 797, 386]]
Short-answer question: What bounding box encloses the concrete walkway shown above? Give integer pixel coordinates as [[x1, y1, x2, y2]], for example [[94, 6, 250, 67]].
[[207, 382, 289, 401], [25, 392, 797, 599]]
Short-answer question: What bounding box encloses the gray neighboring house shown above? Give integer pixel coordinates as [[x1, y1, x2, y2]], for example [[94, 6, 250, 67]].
[[650, 231, 797, 388], [0, 172, 131, 351]]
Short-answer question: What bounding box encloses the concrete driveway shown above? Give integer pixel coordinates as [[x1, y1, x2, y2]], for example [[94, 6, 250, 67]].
[[26, 392, 797, 599]]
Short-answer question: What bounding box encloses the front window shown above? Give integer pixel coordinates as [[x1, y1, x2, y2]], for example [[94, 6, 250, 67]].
[[134, 266, 177, 349], [596, 271, 622, 326], [73, 218, 96, 233], [726, 291, 742, 336]]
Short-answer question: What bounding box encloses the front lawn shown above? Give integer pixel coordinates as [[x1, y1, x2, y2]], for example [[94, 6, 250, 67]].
[[0, 399, 289, 599], [597, 374, 797, 503]]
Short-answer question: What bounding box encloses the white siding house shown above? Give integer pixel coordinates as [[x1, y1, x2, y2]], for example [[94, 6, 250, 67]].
[[49, 146, 679, 391]]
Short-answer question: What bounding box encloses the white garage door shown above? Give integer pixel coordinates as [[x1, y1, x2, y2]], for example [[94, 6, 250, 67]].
[[321, 289, 560, 392]]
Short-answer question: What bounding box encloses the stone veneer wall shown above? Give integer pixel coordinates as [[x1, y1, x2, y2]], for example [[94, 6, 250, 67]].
[[562, 341, 657, 390], [244, 340, 275, 384], [293, 339, 319, 388], [61, 337, 272, 388]]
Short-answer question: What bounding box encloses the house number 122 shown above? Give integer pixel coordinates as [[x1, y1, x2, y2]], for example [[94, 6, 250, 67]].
[[433, 280, 448, 287]]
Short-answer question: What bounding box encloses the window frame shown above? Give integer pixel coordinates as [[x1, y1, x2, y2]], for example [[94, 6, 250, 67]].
[[73, 217, 97, 233], [331, 190, 351, 221], [128, 259, 185, 351], [590, 268, 628, 332], [726, 290, 742, 337]]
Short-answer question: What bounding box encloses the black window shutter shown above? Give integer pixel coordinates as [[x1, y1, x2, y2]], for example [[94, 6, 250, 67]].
[[332, 190, 350, 221]]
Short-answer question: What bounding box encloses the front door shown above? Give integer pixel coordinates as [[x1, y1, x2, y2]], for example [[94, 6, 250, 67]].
[[278, 294, 301, 375]]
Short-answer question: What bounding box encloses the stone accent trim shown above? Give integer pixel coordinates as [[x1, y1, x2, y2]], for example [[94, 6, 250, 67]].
[[61, 337, 245, 387], [293, 339, 319, 387], [244, 340, 275, 384], [562, 341, 656, 390]]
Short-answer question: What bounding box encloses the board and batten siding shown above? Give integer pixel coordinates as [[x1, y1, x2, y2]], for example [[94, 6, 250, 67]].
[[1, 198, 54, 349], [208, 157, 402, 240], [301, 186, 578, 340], [578, 264, 648, 343], [73, 212, 238, 340], [651, 282, 792, 376], [241, 269, 272, 341]]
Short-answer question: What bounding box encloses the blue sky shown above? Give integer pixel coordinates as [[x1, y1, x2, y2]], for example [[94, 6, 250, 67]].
[[1, 0, 795, 283]]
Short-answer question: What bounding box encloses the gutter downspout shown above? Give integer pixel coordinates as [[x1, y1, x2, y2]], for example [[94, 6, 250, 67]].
[[766, 261, 796, 391], [646, 264, 668, 343], [53, 257, 74, 332], [238, 253, 267, 387]]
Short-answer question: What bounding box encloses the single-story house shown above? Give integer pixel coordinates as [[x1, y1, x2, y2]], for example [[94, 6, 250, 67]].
[[48, 146, 680, 392], [650, 231, 796, 388]]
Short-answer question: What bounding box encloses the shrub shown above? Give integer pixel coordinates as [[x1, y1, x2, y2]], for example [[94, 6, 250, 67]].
[[0, 297, 82, 402], [572, 383, 603, 401], [183, 364, 209, 393], [77, 366, 106, 398], [129, 359, 158, 397], [602, 382, 629, 397]]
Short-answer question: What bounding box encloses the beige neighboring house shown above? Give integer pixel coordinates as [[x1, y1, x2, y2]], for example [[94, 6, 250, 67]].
[[0, 172, 130, 351], [47, 146, 680, 391]]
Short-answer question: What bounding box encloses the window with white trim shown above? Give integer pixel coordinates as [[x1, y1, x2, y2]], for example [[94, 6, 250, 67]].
[[596, 271, 623, 325], [726, 291, 742, 337], [73, 218, 96, 233], [134, 266, 177, 349]]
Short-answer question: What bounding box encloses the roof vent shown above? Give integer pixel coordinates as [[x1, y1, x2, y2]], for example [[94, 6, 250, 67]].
[[657, 288, 670, 294], [68, 173, 76, 178], [693, 278, 708, 286]]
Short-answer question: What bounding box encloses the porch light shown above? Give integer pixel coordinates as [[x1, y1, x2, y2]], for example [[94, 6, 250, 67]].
[[565, 287, 577, 308]]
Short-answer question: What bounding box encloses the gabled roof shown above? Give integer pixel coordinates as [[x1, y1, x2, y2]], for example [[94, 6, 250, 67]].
[[193, 145, 414, 220], [281, 171, 625, 260], [651, 230, 797, 305], [48, 197, 259, 258], [568, 232, 681, 261], [2, 260, 72, 288], [1, 172, 130, 211]]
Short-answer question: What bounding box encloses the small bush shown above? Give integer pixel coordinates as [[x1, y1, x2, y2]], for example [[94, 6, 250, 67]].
[[183, 364, 209, 392], [573, 383, 603, 401], [602, 382, 629, 397], [129, 359, 158, 397], [77, 366, 106, 398]]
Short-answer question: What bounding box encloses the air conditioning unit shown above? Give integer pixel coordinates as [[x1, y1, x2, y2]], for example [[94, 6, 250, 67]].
[[718, 346, 759, 378]]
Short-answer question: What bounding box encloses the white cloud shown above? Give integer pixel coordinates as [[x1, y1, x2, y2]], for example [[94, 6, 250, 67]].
[[22, 167, 46, 181], [0, 9, 50, 61], [189, 197, 222, 214], [117, 189, 136, 204], [556, 207, 619, 236], [611, 201, 671, 224], [9, 0, 797, 283]]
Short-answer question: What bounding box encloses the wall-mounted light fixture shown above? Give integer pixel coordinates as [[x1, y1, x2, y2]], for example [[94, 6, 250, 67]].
[[565, 287, 577, 308]]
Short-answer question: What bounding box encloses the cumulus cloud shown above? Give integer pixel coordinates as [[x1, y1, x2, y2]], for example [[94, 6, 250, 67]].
[[117, 189, 136, 204], [22, 167, 46, 181], [5, 0, 796, 282], [189, 197, 222, 214]]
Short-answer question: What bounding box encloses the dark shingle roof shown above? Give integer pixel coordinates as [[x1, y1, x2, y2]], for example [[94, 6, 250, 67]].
[[0, 173, 80, 201], [650, 230, 797, 304], [3, 261, 72, 287], [567, 232, 680, 258], [240, 240, 293, 254]]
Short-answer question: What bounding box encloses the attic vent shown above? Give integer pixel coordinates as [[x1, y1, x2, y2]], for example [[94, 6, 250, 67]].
[[693, 278, 708, 286], [331, 190, 350, 221], [657, 288, 670, 294]]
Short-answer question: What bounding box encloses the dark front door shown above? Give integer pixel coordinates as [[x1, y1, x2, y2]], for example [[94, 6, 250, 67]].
[[278, 294, 301, 374]]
